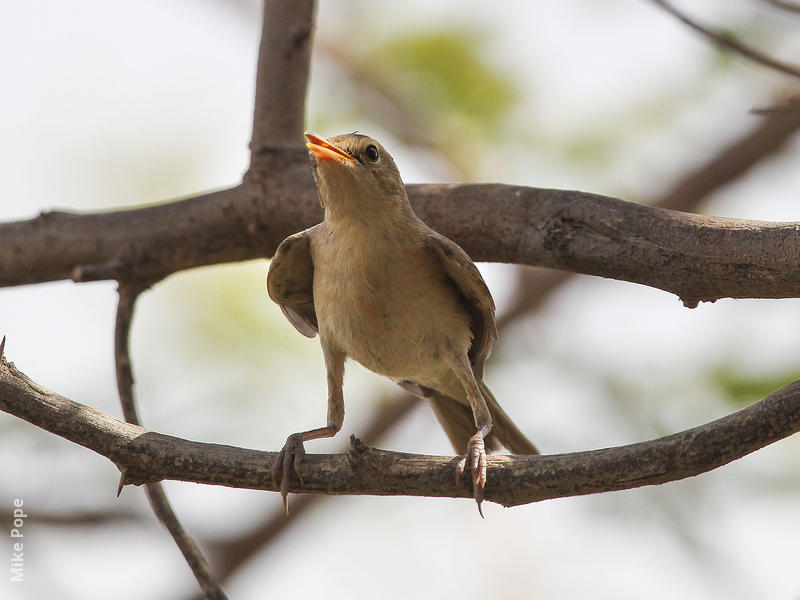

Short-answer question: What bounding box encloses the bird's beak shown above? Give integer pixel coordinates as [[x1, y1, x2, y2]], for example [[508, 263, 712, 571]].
[[305, 132, 355, 163]]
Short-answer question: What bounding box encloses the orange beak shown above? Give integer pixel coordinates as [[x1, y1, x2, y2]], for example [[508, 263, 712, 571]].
[[305, 132, 355, 163]]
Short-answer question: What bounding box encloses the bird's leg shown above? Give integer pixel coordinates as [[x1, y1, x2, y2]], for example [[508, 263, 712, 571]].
[[447, 351, 493, 517], [272, 344, 345, 514]]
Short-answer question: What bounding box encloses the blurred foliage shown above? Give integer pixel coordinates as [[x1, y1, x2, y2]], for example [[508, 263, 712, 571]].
[[553, 81, 704, 169], [366, 30, 517, 137], [315, 22, 746, 183], [163, 262, 313, 366], [710, 366, 800, 408], [316, 28, 519, 176]]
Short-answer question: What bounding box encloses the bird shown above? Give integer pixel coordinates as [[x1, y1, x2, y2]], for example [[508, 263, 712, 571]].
[[267, 131, 539, 515]]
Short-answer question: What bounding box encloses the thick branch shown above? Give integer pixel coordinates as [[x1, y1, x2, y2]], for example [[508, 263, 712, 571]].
[[248, 0, 315, 159], [0, 168, 315, 287], [2, 354, 798, 508], [3, 176, 800, 306], [411, 185, 800, 308]]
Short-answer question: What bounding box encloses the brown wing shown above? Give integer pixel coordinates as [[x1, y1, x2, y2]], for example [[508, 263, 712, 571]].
[[424, 231, 497, 377], [267, 226, 319, 338]]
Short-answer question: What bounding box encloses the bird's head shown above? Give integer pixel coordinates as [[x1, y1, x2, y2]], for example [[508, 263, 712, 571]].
[[305, 132, 408, 217]]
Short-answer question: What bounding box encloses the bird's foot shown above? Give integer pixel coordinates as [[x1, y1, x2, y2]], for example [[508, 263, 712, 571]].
[[456, 431, 487, 518], [272, 432, 306, 515]]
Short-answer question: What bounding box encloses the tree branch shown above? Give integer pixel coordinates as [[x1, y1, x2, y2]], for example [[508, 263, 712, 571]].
[[654, 95, 800, 213], [500, 92, 800, 324], [650, 0, 800, 80], [4, 178, 800, 306], [3, 352, 799, 508], [411, 185, 800, 308], [114, 283, 228, 600], [760, 0, 800, 13], [248, 0, 315, 161], [115, 283, 146, 425]]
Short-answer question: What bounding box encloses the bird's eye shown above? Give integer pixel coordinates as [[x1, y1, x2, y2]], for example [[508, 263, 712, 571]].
[[365, 144, 379, 162]]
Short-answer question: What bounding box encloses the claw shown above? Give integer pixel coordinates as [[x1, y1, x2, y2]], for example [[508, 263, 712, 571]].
[[456, 432, 487, 518], [271, 433, 306, 515]]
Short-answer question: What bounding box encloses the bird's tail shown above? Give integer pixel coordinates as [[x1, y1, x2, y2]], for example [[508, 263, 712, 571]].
[[426, 383, 539, 455]]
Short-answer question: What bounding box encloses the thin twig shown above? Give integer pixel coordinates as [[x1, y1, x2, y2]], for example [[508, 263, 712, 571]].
[[653, 95, 800, 211], [0, 507, 139, 527], [650, 0, 800, 80], [115, 282, 228, 600], [760, 0, 800, 14], [751, 95, 800, 115], [114, 283, 144, 424]]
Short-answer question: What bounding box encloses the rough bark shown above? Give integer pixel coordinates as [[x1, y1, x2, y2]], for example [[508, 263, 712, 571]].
[[3, 356, 798, 508], [3, 179, 800, 307]]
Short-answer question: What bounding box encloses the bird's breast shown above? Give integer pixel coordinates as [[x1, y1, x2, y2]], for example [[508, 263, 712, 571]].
[[312, 233, 471, 382]]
